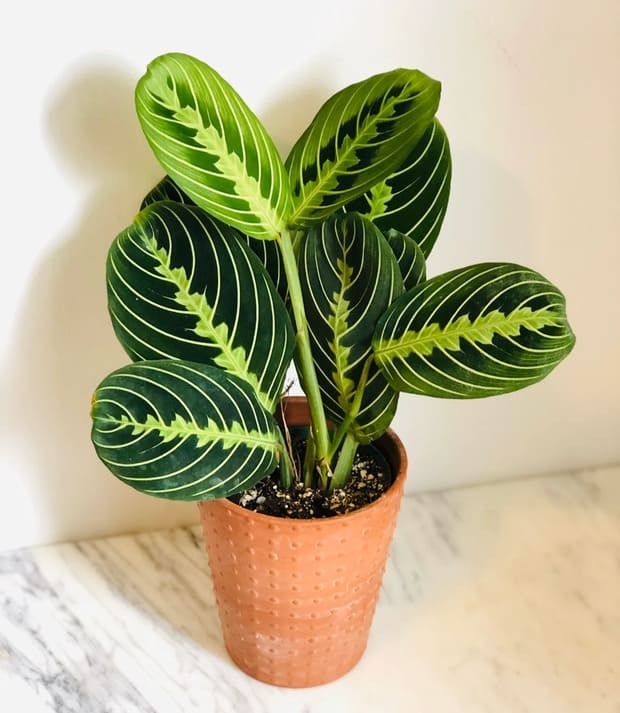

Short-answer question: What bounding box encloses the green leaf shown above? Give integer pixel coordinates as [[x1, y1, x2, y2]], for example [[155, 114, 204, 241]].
[[286, 68, 441, 227], [91, 360, 280, 501], [344, 119, 451, 257], [107, 201, 294, 411], [384, 228, 426, 290], [140, 176, 287, 299], [135, 53, 292, 241], [140, 175, 196, 209], [373, 263, 575, 398], [298, 213, 404, 442], [241, 230, 288, 302]]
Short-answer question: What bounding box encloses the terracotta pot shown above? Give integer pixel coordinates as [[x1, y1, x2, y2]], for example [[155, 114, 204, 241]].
[[198, 397, 407, 688]]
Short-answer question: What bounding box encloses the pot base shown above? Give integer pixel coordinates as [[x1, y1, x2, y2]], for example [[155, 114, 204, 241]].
[[225, 640, 367, 688], [198, 397, 407, 688]]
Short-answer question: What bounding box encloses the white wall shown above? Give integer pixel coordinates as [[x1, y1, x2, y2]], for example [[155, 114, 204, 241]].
[[3, 1, 619, 550]]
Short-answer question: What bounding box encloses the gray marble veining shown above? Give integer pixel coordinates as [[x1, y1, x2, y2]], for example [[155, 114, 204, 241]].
[[1, 466, 619, 712]]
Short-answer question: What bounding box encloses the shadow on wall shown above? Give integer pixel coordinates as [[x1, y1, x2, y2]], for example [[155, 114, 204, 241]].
[[3, 60, 197, 548], [2, 58, 332, 548]]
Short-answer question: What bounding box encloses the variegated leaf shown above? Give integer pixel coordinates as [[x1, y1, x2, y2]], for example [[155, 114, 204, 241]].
[[373, 263, 575, 398], [140, 176, 287, 298], [107, 201, 294, 411], [140, 175, 196, 209], [384, 228, 426, 290], [135, 53, 292, 240], [298, 213, 404, 442], [344, 119, 451, 257], [91, 360, 280, 500], [241, 231, 287, 302], [286, 68, 441, 227]]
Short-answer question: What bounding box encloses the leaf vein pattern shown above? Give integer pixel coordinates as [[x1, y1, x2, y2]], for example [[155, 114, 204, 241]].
[[155, 82, 282, 234], [111, 413, 277, 451], [376, 307, 564, 359], [146, 236, 269, 405]]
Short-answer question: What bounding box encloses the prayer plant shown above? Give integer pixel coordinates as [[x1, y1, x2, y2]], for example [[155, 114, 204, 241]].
[[90, 53, 575, 500]]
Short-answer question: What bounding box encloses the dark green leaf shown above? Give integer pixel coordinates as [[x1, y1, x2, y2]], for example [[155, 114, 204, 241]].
[[298, 213, 404, 442], [373, 263, 575, 398], [107, 201, 294, 411], [344, 119, 451, 257], [139, 176, 287, 299], [286, 69, 441, 227], [384, 229, 426, 290], [140, 175, 196, 209], [91, 360, 280, 500]]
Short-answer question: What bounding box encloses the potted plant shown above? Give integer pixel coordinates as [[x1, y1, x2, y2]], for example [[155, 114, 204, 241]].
[[90, 53, 575, 687]]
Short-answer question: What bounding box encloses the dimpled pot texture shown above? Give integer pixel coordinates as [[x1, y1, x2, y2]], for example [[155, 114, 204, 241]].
[[197, 397, 407, 688]]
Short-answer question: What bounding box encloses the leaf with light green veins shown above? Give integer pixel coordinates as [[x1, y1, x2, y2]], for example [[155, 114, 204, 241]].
[[140, 175, 197, 209], [106, 201, 294, 411], [383, 229, 426, 290], [135, 53, 292, 241], [140, 176, 288, 300], [344, 119, 451, 258], [286, 68, 441, 227], [298, 213, 404, 442], [373, 263, 575, 398], [91, 360, 280, 500]]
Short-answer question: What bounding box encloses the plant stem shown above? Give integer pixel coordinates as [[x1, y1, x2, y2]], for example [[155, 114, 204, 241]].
[[277, 429, 295, 488], [277, 229, 331, 484], [302, 430, 316, 488], [328, 420, 349, 462], [330, 432, 359, 491]]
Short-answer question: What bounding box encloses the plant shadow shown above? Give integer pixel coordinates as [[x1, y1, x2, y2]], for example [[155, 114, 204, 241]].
[[3, 58, 196, 550], [0, 59, 330, 662]]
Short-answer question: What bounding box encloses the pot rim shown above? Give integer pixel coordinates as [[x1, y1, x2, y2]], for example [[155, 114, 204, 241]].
[[198, 422, 407, 528]]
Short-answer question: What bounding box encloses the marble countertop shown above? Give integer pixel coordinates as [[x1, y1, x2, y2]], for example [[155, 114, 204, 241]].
[[1, 465, 618, 712]]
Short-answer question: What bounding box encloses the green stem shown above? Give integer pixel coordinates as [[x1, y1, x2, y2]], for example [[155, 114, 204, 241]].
[[328, 420, 350, 461], [330, 432, 359, 491], [291, 229, 305, 256], [277, 229, 331, 484], [302, 430, 316, 488], [277, 429, 295, 488]]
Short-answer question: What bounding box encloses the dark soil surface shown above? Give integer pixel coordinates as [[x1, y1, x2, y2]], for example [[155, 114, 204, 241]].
[[229, 447, 392, 519]]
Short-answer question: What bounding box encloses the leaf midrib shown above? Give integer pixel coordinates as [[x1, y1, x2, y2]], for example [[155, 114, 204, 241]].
[[107, 413, 277, 450], [154, 81, 284, 236], [290, 89, 406, 223], [376, 307, 563, 358], [145, 235, 272, 408], [328, 253, 356, 408]]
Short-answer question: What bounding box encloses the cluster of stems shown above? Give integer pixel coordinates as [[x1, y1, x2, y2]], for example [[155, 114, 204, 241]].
[[276, 229, 368, 494]]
